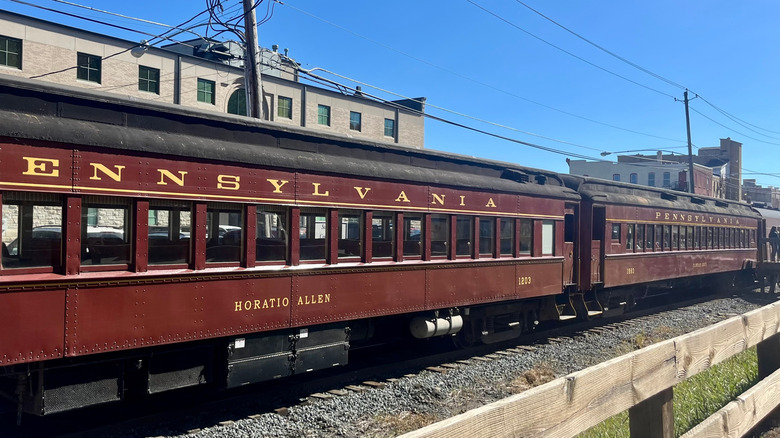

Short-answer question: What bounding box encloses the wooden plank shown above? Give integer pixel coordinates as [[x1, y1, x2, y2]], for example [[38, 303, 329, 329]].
[[743, 302, 780, 348], [757, 333, 780, 380], [629, 388, 674, 438], [681, 366, 780, 438], [674, 316, 747, 379]]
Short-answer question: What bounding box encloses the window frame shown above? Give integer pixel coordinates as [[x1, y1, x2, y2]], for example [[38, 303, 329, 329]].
[[197, 78, 216, 105], [0, 35, 22, 69], [76, 52, 101, 84], [227, 89, 247, 116], [349, 111, 362, 131], [277, 96, 292, 119], [138, 65, 160, 94], [384, 118, 395, 137], [317, 104, 331, 126]]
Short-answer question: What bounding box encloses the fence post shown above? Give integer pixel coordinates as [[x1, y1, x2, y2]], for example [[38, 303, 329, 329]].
[[629, 388, 674, 438], [758, 333, 780, 380]]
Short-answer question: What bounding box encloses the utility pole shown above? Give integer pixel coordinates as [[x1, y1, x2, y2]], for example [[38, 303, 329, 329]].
[[243, 0, 262, 119], [683, 90, 695, 193]]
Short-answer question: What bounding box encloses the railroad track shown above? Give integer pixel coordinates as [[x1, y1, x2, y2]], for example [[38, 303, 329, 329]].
[[3, 287, 775, 438]]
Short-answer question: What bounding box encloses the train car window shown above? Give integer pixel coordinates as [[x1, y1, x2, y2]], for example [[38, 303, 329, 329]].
[[206, 203, 243, 263], [430, 215, 449, 257], [720, 228, 726, 249], [518, 219, 532, 255], [625, 224, 634, 251], [456, 216, 473, 257], [611, 224, 621, 241], [645, 224, 654, 251], [664, 225, 672, 250], [403, 214, 423, 258], [256, 206, 288, 262], [299, 209, 327, 261], [541, 220, 554, 255], [751, 230, 756, 247], [563, 214, 575, 244], [731, 228, 737, 248], [655, 225, 663, 251], [479, 217, 495, 256], [680, 226, 688, 250], [338, 210, 362, 260], [2, 193, 63, 270], [672, 226, 679, 250], [687, 226, 694, 249], [706, 227, 712, 249], [636, 225, 645, 251], [739, 229, 745, 248], [371, 213, 394, 259], [500, 218, 514, 256], [81, 196, 131, 266], [148, 201, 191, 265]]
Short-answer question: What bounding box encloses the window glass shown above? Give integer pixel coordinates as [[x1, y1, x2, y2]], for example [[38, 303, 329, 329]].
[[430, 215, 449, 257], [0, 35, 22, 69], [317, 104, 331, 126], [277, 96, 292, 119], [687, 226, 694, 249], [299, 209, 327, 261], [371, 213, 394, 258], [138, 65, 160, 94], [256, 206, 287, 262], [338, 211, 361, 259], [456, 216, 473, 256], [403, 214, 423, 257], [197, 78, 215, 104], [227, 89, 247, 116], [636, 224, 645, 251], [611, 223, 621, 241], [664, 225, 671, 250], [707, 227, 714, 248], [630, 173, 638, 184], [148, 201, 191, 265], [648, 172, 655, 187], [625, 224, 635, 251], [81, 197, 130, 266], [655, 224, 663, 250], [77, 52, 101, 83], [679, 226, 687, 250], [541, 220, 554, 255], [612, 174, 620, 181], [663, 172, 671, 188], [479, 217, 495, 256], [672, 225, 679, 250], [384, 118, 395, 137], [519, 219, 532, 254], [646, 224, 655, 251], [500, 218, 514, 255], [349, 111, 362, 131], [2, 194, 62, 269], [206, 204, 242, 263]]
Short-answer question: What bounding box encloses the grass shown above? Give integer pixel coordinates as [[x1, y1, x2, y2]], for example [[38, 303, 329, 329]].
[[578, 347, 759, 438]]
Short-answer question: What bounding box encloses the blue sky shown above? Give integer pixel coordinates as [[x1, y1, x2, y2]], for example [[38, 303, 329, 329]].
[[3, 0, 779, 187]]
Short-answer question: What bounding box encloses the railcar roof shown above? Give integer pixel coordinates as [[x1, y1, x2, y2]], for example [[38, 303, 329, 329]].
[[562, 174, 758, 217], [0, 74, 578, 201]]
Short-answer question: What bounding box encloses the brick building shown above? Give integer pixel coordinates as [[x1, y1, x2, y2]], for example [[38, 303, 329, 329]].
[[0, 9, 425, 148]]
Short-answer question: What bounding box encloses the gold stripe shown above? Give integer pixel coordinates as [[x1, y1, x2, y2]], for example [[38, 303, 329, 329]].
[[608, 218, 757, 229]]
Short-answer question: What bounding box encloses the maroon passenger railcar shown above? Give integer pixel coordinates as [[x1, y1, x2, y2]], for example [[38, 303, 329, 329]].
[[0, 76, 580, 415], [564, 176, 759, 312]]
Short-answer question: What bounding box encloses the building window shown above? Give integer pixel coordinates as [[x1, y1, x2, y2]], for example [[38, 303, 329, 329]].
[[317, 104, 331, 126], [663, 172, 671, 188], [0, 35, 22, 69], [384, 118, 395, 137], [77, 52, 101, 84], [630, 173, 638, 184], [277, 96, 292, 119], [138, 65, 160, 94], [227, 89, 247, 115], [648, 172, 655, 187], [349, 111, 362, 131], [197, 78, 215, 104], [612, 174, 621, 181]]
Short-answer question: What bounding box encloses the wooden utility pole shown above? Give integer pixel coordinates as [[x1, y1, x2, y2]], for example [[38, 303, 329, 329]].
[[243, 0, 262, 119], [684, 90, 695, 193]]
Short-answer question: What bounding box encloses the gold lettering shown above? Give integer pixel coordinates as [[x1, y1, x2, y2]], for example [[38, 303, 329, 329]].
[[672, 214, 678, 220], [324, 294, 330, 303], [157, 169, 187, 186], [655, 212, 661, 219], [254, 299, 261, 310], [664, 213, 670, 220], [318, 294, 323, 303], [217, 175, 240, 190], [460, 195, 466, 206], [235, 301, 242, 312], [282, 297, 290, 307], [688, 215, 692, 222], [22, 157, 59, 177], [244, 300, 251, 311], [312, 182, 330, 197], [431, 193, 445, 205], [267, 179, 289, 193], [395, 191, 410, 203], [485, 198, 497, 208], [89, 163, 124, 181], [263, 299, 269, 309], [297, 296, 303, 305], [354, 187, 372, 199]]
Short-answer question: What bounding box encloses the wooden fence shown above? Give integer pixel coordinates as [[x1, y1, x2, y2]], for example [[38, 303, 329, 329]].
[[400, 300, 780, 438]]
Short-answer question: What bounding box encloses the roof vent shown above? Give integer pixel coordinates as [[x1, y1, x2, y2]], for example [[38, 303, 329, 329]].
[[661, 192, 677, 201], [501, 169, 529, 184]]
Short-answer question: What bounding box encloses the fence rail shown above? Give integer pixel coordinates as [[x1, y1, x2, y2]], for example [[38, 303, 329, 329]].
[[400, 300, 780, 438]]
